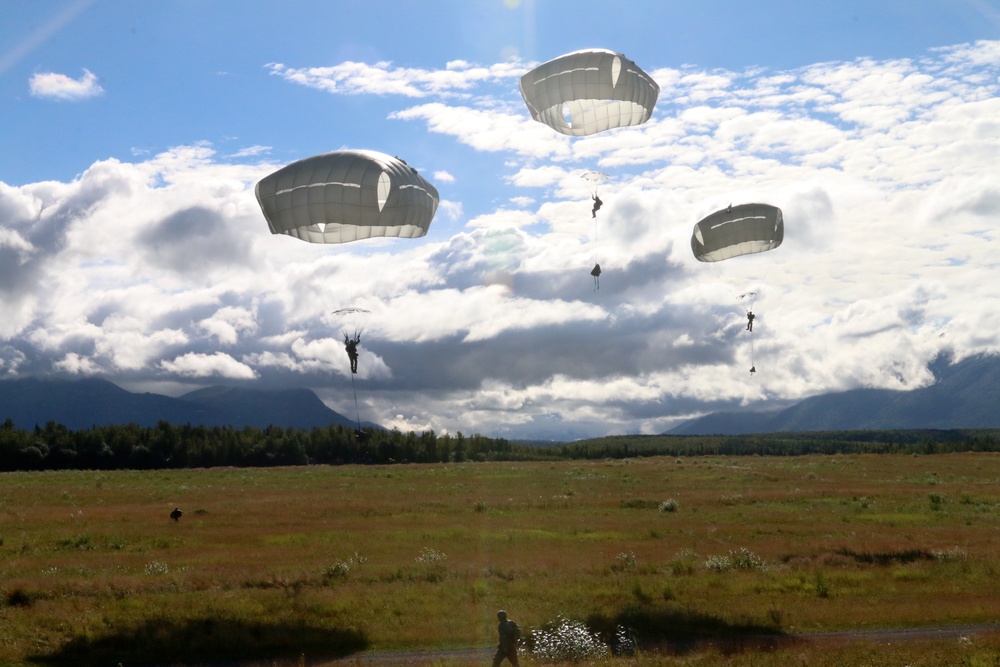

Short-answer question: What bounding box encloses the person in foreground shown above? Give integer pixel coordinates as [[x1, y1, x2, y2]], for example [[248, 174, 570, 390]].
[[492, 609, 521, 666]]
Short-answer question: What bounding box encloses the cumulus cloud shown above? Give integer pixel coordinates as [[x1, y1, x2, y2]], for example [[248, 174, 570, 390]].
[[161, 352, 256, 379], [266, 59, 525, 98], [29, 68, 103, 100], [2, 41, 999, 439]]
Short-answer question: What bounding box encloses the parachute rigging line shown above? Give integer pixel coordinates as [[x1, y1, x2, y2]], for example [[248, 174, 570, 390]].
[[350, 371, 362, 432]]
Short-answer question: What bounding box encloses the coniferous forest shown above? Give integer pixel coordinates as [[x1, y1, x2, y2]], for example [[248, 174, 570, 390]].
[[2, 418, 1000, 472]]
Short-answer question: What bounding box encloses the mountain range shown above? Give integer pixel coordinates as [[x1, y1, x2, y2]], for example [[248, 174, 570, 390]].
[[0, 353, 997, 436], [0, 377, 358, 431], [669, 353, 1000, 435]]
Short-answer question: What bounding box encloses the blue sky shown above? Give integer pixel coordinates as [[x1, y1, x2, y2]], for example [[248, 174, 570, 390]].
[[1, 0, 999, 439]]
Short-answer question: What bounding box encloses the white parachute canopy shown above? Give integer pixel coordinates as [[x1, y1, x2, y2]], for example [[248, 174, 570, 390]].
[[255, 149, 439, 244], [519, 49, 659, 137], [330, 307, 372, 338], [581, 170, 609, 196], [690, 203, 784, 263]]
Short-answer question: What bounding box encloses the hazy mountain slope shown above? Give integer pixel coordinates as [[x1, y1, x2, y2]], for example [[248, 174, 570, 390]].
[[670, 354, 1000, 435], [0, 378, 355, 430]]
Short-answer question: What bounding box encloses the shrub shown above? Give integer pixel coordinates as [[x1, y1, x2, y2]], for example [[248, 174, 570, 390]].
[[612, 624, 636, 656], [324, 552, 367, 581], [729, 547, 764, 570], [530, 615, 608, 663], [144, 561, 169, 575], [658, 499, 679, 513], [415, 547, 447, 564], [815, 572, 830, 598], [705, 554, 731, 572], [6, 588, 32, 607], [669, 548, 699, 575], [704, 548, 764, 572], [324, 561, 351, 580], [932, 546, 966, 562], [611, 551, 636, 572]]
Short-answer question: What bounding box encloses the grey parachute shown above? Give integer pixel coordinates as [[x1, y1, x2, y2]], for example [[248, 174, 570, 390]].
[[581, 170, 609, 196], [737, 291, 757, 311], [690, 203, 784, 263], [330, 307, 371, 339], [519, 49, 659, 136], [255, 149, 439, 244]]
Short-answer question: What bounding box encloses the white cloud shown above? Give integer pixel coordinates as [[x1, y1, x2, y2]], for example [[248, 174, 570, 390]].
[[266, 59, 526, 98], [2, 41, 1000, 438], [230, 145, 271, 158], [160, 352, 257, 379], [197, 306, 259, 346], [29, 68, 103, 101]]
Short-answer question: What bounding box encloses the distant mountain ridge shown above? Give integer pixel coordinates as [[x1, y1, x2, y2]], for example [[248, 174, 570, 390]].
[[0, 378, 359, 431], [2, 354, 997, 437], [670, 354, 1000, 435]]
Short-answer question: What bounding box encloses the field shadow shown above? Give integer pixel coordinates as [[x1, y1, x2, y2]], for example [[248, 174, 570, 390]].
[[587, 606, 795, 656], [28, 616, 369, 666], [833, 547, 935, 565]]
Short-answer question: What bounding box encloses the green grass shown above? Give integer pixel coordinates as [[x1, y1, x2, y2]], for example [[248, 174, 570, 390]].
[[1, 455, 1000, 665]]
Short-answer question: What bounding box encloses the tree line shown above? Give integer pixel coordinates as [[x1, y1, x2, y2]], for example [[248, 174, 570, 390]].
[[1, 419, 999, 472], [0, 419, 541, 472]]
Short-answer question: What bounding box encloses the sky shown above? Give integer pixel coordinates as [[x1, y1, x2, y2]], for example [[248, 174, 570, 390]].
[[1, 0, 999, 440]]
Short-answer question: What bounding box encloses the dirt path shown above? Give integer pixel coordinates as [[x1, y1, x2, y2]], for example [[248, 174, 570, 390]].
[[311, 623, 1000, 665]]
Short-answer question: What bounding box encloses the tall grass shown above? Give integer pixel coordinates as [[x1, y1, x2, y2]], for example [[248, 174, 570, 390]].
[[1, 455, 1000, 665]]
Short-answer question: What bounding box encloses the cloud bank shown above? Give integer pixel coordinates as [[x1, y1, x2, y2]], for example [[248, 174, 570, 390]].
[[2, 41, 999, 439]]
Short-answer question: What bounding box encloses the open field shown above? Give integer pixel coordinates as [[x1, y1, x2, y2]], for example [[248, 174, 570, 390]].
[[3, 453, 1000, 665]]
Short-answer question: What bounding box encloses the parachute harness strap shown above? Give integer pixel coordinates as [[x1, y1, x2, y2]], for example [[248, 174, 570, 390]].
[[350, 371, 362, 432]]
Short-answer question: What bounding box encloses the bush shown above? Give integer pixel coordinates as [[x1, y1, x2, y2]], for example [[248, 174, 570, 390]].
[[144, 561, 169, 575], [324, 552, 367, 581], [530, 615, 608, 663], [705, 554, 731, 572], [6, 588, 32, 607], [669, 548, 699, 575], [932, 546, 966, 562], [729, 547, 764, 569], [415, 547, 447, 564], [611, 551, 636, 572], [658, 499, 679, 513], [705, 548, 765, 572]]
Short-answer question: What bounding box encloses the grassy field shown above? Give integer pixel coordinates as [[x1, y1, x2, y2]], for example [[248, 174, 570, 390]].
[[2, 453, 1000, 666]]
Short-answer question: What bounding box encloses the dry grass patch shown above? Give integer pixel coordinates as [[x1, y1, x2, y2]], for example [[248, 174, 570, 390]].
[[2, 454, 1000, 664]]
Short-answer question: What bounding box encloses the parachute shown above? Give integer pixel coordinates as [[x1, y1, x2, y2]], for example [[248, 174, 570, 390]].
[[581, 171, 609, 197], [737, 291, 757, 313], [331, 307, 371, 340], [255, 149, 439, 244], [519, 49, 659, 136], [691, 204, 784, 376], [690, 203, 783, 263]]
